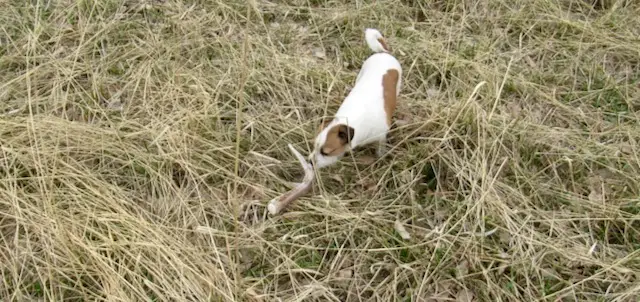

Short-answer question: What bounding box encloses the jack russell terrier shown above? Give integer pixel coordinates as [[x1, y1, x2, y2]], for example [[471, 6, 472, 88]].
[[267, 28, 402, 215], [310, 28, 402, 169]]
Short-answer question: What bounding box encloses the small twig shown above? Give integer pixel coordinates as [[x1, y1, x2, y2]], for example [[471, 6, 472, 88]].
[[267, 144, 315, 215]]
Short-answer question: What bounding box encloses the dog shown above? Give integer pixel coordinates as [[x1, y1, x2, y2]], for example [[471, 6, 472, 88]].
[[309, 28, 402, 169]]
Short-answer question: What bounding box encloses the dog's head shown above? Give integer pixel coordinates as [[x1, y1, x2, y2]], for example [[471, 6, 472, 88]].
[[310, 122, 355, 168]]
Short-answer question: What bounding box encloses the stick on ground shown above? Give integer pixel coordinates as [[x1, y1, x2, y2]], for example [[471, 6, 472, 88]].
[[267, 144, 315, 215]]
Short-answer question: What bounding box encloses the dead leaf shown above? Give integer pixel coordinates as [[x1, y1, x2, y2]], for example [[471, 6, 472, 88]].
[[237, 248, 257, 273], [587, 174, 604, 202], [619, 144, 633, 155], [394, 220, 411, 240], [438, 280, 453, 293], [399, 170, 413, 184], [422, 280, 455, 301], [456, 289, 475, 302], [356, 177, 377, 191], [507, 102, 522, 117], [498, 251, 510, 259], [499, 230, 512, 246], [434, 210, 446, 224], [395, 119, 410, 126], [496, 264, 508, 275], [588, 186, 603, 203], [337, 269, 352, 279], [456, 260, 469, 278], [244, 288, 263, 302], [588, 242, 598, 256], [426, 88, 440, 98], [330, 174, 344, 185], [587, 173, 603, 188], [403, 26, 417, 32], [358, 155, 377, 165], [312, 47, 326, 59]]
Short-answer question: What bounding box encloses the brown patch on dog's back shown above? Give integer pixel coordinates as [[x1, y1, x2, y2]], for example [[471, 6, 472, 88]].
[[321, 124, 355, 156], [377, 38, 391, 52], [382, 69, 399, 126]]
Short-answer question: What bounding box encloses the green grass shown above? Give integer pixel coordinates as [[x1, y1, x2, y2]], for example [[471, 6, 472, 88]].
[[1, 0, 640, 301]]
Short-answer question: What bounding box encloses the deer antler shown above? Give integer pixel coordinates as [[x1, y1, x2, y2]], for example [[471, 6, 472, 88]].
[[267, 144, 315, 215]]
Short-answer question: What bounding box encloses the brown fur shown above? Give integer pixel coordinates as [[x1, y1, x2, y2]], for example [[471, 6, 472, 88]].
[[321, 124, 355, 156], [382, 69, 399, 126], [377, 37, 391, 52]]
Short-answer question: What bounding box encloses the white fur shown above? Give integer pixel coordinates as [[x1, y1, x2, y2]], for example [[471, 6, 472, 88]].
[[365, 28, 389, 53], [310, 28, 402, 168]]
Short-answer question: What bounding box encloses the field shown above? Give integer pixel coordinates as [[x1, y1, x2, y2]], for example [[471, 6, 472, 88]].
[[1, 0, 640, 301]]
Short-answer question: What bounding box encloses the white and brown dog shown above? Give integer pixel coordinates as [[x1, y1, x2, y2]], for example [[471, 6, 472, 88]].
[[267, 28, 402, 215], [310, 28, 402, 168]]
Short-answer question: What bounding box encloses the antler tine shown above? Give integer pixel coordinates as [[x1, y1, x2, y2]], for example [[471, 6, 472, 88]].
[[267, 144, 316, 215]]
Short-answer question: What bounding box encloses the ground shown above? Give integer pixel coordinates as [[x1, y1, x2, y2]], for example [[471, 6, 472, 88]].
[[1, 0, 639, 301]]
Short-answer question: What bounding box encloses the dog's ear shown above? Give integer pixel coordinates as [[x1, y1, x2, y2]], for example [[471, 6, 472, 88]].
[[337, 124, 355, 144], [322, 124, 355, 155]]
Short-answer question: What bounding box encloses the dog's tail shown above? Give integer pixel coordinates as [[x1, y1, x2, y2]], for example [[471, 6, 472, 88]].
[[365, 28, 392, 53]]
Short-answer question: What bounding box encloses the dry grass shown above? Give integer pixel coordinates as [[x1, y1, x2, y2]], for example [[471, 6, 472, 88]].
[[1, 0, 640, 301]]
